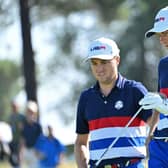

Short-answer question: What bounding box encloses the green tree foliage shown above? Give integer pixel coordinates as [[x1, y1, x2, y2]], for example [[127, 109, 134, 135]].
[[0, 0, 17, 27], [0, 0, 168, 123], [0, 60, 20, 120], [31, 0, 168, 122]]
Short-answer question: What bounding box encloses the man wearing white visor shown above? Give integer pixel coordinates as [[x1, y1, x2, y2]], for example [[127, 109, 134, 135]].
[[139, 6, 168, 168]]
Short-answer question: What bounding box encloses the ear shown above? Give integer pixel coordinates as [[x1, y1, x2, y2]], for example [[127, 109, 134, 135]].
[[115, 56, 120, 65]]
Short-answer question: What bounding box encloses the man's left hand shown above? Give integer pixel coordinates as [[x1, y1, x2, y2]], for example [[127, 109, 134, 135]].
[[139, 92, 168, 115]]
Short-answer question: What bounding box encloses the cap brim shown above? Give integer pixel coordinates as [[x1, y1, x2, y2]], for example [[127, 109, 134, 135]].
[[84, 54, 115, 62], [145, 26, 168, 38], [145, 27, 159, 38], [145, 31, 155, 38]]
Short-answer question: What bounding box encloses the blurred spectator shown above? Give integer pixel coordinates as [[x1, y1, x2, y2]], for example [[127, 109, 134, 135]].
[[20, 100, 42, 168], [0, 121, 12, 161], [34, 125, 66, 168], [8, 101, 26, 168]]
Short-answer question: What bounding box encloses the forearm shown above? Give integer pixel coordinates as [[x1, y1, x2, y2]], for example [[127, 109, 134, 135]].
[[148, 111, 160, 136], [74, 142, 89, 168]]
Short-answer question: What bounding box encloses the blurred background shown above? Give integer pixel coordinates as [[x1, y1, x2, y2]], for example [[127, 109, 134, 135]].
[[0, 0, 168, 167]]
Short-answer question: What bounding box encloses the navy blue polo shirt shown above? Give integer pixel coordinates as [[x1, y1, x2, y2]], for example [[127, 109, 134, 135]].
[[22, 121, 42, 148], [76, 74, 151, 134], [76, 73, 152, 166], [154, 56, 168, 137]]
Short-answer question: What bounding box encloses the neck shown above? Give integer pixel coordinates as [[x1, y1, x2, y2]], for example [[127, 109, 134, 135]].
[[100, 79, 117, 96], [99, 84, 113, 96], [99, 74, 118, 96]]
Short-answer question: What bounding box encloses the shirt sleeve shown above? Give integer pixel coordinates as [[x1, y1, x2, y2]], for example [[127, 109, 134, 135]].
[[75, 91, 89, 134], [133, 82, 153, 122]]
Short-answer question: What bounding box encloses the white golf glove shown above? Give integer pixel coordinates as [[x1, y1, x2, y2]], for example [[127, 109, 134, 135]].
[[139, 92, 168, 115]]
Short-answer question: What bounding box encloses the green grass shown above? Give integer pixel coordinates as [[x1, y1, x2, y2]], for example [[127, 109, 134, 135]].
[[58, 161, 77, 168], [0, 160, 77, 168], [0, 160, 148, 168], [0, 161, 10, 168]]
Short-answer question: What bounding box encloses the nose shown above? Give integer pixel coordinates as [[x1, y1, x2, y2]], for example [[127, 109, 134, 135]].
[[96, 63, 104, 72]]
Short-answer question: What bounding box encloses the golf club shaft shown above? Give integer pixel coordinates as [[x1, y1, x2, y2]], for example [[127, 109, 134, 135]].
[[94, 106, 143, 167]]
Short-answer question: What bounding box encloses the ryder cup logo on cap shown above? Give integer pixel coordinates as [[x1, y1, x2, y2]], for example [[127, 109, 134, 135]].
[[145, 6, 168, 38], [86, 37, 120, 61]]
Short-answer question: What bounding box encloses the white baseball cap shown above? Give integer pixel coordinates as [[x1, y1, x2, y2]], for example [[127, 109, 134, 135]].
[[145, 6, 168, 38], [27, 100, 38, 113], [85, 37, 120, 61]]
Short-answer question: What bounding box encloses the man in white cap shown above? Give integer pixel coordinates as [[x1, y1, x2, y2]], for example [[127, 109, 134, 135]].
[[74, 37, 152, 168], [139, 6, 168, 168], [20, 100, 42, 168]]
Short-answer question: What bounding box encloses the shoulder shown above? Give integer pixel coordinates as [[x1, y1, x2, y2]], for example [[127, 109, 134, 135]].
[[159, 56, 168, 66], [79, 85, 96, 100], [158, 56, 168, 74], [117, 74, 147, 92], [124, 78, 148, 94], [160, 55, 168, 62], [124, 78, 146, 89], [54, 138, 65, 146], [159, 55, 168, 65]]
